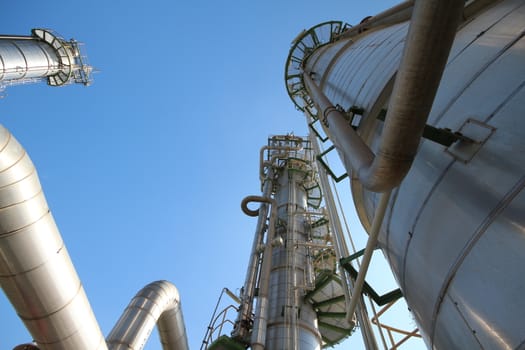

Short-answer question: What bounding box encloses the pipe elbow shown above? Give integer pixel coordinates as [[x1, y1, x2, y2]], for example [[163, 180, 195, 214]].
[[358, 152, 414, 192], [241, 195, 267, 217], [107, 280, 189, 350]]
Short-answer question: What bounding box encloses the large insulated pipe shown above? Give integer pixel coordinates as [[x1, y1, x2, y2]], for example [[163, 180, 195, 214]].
[[304, 0, 464, 192], [0, 125, 107, 350], [107, 280, 189, 350]]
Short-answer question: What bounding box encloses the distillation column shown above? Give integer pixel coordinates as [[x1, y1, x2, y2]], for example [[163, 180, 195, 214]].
[[232, 135, 354, 350], [264, 136, 321, 350]]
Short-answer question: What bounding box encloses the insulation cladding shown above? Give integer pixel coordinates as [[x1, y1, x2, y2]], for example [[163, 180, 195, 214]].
[[0, 29, 91, 90], [266, 153, 321, 349], [290, 0, 525, 348]]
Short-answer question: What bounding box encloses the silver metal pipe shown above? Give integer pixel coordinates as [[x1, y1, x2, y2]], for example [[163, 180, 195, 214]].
[[0, 35, 37, 40], [338, 1, 414, 39], [287, 174, 298, 350], [107, 280, 189, 350], [345, 191, 391, 324], [241, 195, 267, 217], [247, 195, 278, 350], [304, 0, 464, 192], [259, 145, 301, 183], [233, 182, 272, 341], [308, 131, 377, 350], [0, 125, 107, 350]]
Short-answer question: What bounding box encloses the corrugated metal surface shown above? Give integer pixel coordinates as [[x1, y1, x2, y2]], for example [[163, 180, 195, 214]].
[[303, 0, 525, 348], [307, 22, 408, 114], [0, 40, 60, 81]]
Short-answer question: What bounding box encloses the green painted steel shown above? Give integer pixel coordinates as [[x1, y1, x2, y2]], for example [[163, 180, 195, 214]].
[[341, 258, 403, 306], [208, 336, 245, 350], [284, 21, 349, 113]]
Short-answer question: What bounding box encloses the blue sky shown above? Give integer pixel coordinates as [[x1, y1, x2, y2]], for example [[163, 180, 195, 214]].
[[0, 1, 423, 349]]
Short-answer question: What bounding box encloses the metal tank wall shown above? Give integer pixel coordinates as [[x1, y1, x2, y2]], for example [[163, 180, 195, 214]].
[[301, 0, 525, 349]]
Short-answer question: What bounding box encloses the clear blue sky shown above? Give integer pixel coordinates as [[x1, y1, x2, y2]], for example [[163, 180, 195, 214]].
[[0, 1, 423, 349]]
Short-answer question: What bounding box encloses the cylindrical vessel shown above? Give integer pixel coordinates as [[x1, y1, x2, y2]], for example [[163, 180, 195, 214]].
[[287, 0, 525, 348], [0, 29, 91, 88], [265, 137, 322, 350]]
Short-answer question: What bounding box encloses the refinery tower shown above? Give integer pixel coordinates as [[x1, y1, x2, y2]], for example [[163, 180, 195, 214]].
[[1, 0, 525, 349]]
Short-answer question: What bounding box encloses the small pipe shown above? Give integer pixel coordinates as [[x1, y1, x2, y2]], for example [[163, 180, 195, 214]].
[[225, 288, 242, 305], [233, 179, 273, 341], [247, 195, 278, 350], [338, 1, 414, 39], [0, 35, 36, 40], [304, 0, 465, 192], [308, 131, 379, 349], [259, 145, 302, 183], [346, 190, 391, 324], [241, 196, 263, 217]]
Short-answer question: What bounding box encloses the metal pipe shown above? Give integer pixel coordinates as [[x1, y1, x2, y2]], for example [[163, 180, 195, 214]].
[[241, 195, 265, 217], [338, 1, 414, 39], [107, 280, 189, 350], [308, 131, 378, 349], [0, 125, 108, 350], [224, 288, 241, 305], [345, 191, 391, 324], [0, 35, 37, 40], [287, 175, 298, 350], [234, 182, 272, 340], [246, 195, 278, 350], [259, 145, 301, 183], [304, 0, 465, 192]]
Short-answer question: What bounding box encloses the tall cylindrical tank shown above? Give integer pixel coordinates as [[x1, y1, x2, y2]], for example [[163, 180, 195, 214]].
[[265, 136, 322, 350], [236, 136, 354, 349], [285, 0, 525, 348]]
